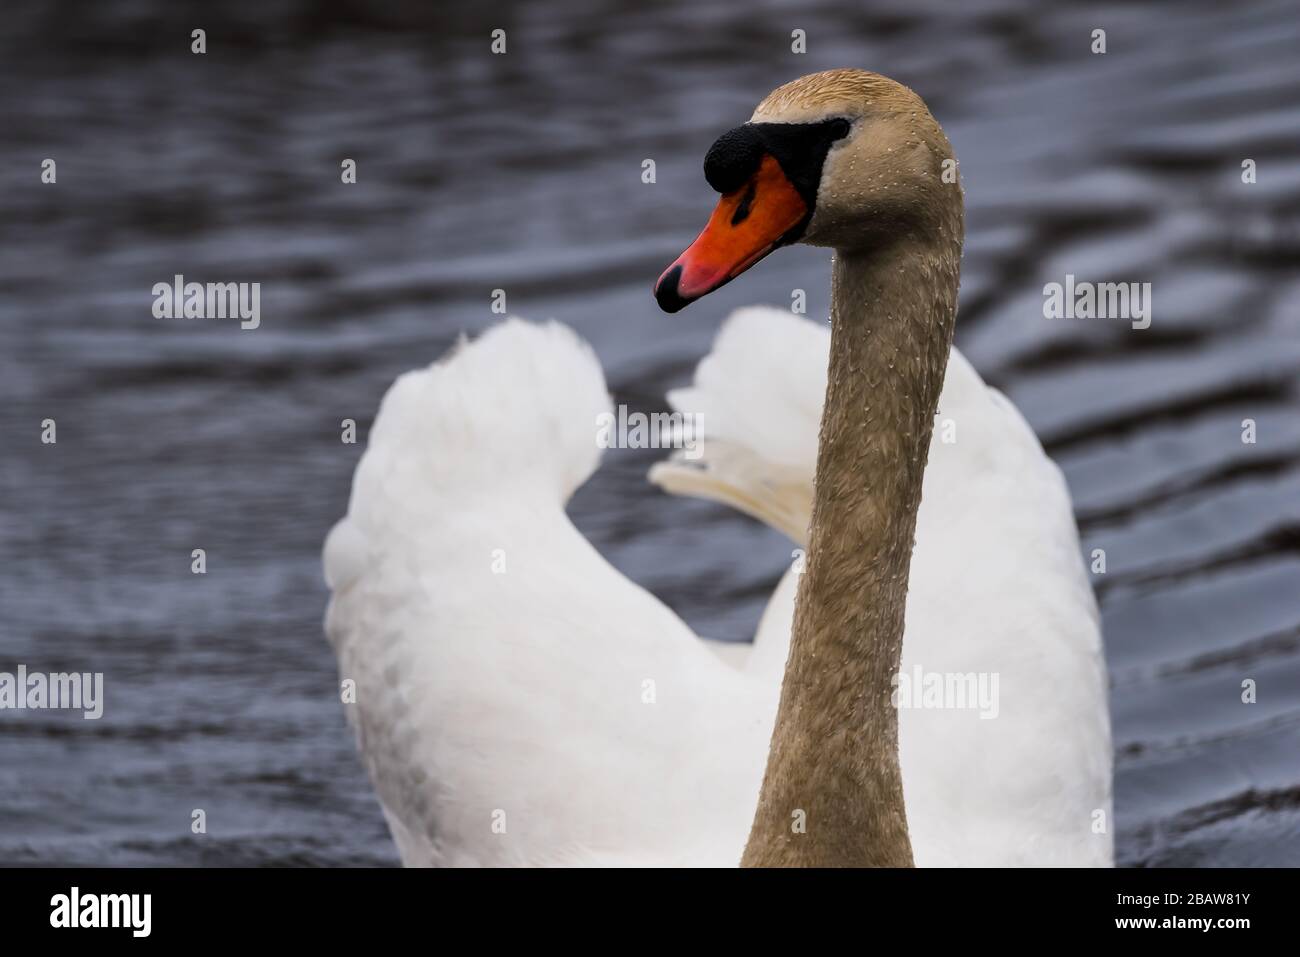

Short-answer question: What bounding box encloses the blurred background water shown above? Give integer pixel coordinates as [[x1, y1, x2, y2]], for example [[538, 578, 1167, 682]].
[[1, 0, 1298, 866]]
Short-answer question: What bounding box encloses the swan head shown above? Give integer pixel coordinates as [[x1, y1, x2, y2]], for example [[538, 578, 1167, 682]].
[[654, 69, 959, 313]]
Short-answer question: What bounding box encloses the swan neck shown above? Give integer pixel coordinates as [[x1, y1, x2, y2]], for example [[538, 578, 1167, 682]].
[[741, 236, 960, 867]]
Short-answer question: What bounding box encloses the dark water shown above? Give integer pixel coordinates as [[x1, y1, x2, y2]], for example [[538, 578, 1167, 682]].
[[2, 0, 1298, 866]]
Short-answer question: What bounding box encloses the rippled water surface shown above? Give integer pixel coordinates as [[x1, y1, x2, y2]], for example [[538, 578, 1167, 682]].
[[2, 0, 1298, 865]]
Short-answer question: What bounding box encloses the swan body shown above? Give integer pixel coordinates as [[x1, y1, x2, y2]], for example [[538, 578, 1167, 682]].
[[324, 69, 1113, 866], [325, 320, 773, 866], [324, 308, 1112, 866]]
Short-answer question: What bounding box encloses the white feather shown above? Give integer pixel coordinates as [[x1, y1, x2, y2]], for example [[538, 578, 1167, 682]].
[[325, 310, 1113, 866]]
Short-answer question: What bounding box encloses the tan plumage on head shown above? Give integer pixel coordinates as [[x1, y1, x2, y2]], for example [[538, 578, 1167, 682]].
[[752, 69, 962, 254], [753, 68, 930, 123]]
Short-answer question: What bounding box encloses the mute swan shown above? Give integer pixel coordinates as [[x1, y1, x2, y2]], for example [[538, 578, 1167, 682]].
[[324, 69, 1113, 866]]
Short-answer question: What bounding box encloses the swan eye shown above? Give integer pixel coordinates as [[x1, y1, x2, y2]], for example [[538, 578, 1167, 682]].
[[703, 119, 850, 200], [744, 117, 853, 209]]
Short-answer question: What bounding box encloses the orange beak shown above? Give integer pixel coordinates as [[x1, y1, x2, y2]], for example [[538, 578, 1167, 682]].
[[654, 154, 809, 313]]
